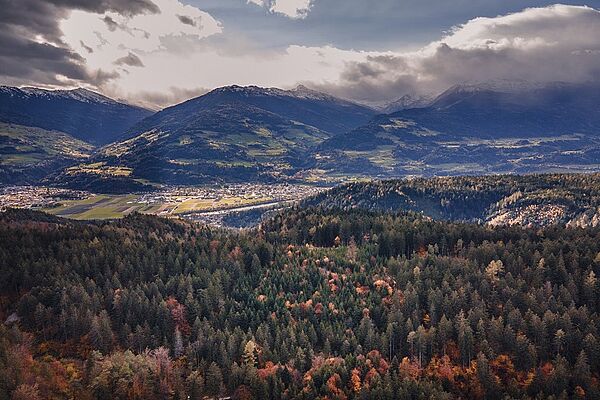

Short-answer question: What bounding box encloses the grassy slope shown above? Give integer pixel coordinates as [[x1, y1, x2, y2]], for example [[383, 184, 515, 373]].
[[0, 123, 95, 184], [0, 123, 93, 165]]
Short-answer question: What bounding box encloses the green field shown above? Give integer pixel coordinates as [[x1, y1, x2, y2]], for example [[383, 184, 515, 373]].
[[43, 195, 148, 219], [43, 194, 274, 220]]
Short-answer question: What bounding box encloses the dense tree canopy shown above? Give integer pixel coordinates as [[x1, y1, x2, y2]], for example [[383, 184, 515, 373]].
[[1, 206, 600, 399], [304, 173, 600, 226]]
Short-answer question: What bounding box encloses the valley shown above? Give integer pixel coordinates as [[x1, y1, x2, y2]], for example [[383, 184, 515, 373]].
[[0, 183, 327, 220], [4, 173, 599, 230]]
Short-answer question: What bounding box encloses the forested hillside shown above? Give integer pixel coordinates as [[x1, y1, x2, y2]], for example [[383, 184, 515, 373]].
[[1, 207, 600, 399], [305, 174, 600, 227]]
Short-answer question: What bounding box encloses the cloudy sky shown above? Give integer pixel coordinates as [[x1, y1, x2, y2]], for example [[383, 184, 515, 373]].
[[1, 0, 599, 108]]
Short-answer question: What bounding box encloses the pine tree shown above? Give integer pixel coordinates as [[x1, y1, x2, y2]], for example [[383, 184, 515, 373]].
[[476, 352, 495, 396], [186, 370, 204, 400], [456, 311, 473, 366], [89, 311, 114, 354], [573, 350, 591, 389], [554, 329, 565, 356], [173, 327, 183, 358], [205, 362, 223, 396]]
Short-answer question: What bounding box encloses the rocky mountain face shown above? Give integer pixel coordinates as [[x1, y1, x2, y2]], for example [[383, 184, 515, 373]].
[[303, 174, 600, 227], [380, 94, 434, 113]]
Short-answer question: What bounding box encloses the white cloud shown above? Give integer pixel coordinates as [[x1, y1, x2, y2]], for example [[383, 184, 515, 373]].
[[247, 0, 313, 19], [61, 0, 222, 74], [56, 3, 600, 107], [100, 44, 383, 107], [313, 4, 600, 102], [59, 0, 376, 107], [270, 0, 313, 19]]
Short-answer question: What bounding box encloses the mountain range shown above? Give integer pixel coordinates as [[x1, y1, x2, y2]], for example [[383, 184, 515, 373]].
[[318, 81, 600, 177], [396, 81, 600, 137], [51, 85, 375, 190], [1, 80, 599, 191]]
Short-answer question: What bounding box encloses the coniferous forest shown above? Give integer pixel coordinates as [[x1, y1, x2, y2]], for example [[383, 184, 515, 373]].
[[1, 205, 600, 399], [2, 0, 600, 398]]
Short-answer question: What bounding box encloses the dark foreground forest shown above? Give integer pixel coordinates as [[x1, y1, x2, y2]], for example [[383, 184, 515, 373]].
[[1, 207, 600, 399]]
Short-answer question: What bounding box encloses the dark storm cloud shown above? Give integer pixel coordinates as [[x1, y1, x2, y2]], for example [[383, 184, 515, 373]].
[[0, 0, 158, 85], [103, 15, 120, 31], [80, 41, 94, 53], [177, 15, 196, 26], [0, 24, 88, 85], [114, 52, 145, 67], [48, 0, 159, 16]]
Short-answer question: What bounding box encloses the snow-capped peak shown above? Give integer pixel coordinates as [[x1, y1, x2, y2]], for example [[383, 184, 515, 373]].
[[209, 84, 343, 102], [288, 84, 335, 100], [382, 94, 434, 113], [59, 88, 117, 104], [445, 79, 561, 94], [0, 85, 118, 105]]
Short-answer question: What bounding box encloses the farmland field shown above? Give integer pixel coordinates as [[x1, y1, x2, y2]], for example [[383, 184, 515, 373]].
[[0, 183, 328, 220]]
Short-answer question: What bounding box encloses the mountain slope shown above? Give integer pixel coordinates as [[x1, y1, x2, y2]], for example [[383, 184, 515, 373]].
[[398, 81, 600, 138], [124, 85, 375, 139], [0, 122, 94, 184], [59, 85, 376, 189], [304, 173, 600, 226], [0, 86, 152, 145], [316, 81, 600, 177], [380, 93, 433, 113]]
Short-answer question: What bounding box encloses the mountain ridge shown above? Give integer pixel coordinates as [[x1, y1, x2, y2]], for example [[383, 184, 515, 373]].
[[49, 84, 376, 190], [0, 85, 152, 145], [124, 84, 376, 139], [2, 86, 120, 105], [316, 81, 600, 178], [2, 80, 600, 190]]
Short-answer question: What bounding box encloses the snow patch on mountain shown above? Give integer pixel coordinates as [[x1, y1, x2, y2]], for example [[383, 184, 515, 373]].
[[0, 86, 122, 106]]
